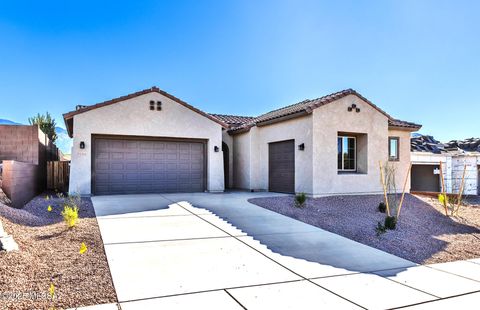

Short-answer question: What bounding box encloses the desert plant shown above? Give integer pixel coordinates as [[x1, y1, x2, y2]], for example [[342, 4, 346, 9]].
[[63, 193, 81, 210], [294, 192, 307, 208], [384, 216, 397, 230], [61, 205, 79, 228], [378, 202, 386, 213], [378, 161, 412, 230], [438, 163, 467, 216], [28, 112, 57, 142], [375, 222, 387, 236]]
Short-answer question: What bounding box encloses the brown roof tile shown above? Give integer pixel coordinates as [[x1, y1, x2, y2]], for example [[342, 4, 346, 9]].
[[225, 89, 422, 133], [209, 114, 255, 126]]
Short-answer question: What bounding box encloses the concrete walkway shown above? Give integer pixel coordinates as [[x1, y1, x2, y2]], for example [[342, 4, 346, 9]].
[[90, 192, 480, 309]]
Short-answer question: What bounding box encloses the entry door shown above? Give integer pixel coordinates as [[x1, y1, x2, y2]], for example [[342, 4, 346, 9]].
[[93, 137, 205, 195], [268, 140, 295, 193]]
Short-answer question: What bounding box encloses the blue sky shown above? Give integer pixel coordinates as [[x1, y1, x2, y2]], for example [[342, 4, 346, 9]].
[[0, 0, 478, 142]]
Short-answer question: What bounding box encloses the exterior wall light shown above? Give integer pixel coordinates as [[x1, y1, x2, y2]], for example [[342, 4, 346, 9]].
[[214, 146, 219, 152], [80, 141, 85, 149], [298, 143, 305, 151]]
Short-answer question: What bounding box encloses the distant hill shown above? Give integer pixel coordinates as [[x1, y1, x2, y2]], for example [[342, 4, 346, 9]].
[[0, 119, 21, 125], [0, 119, 72, 154]]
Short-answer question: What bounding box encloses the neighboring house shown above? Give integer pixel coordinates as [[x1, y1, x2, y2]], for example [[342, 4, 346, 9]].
[[63, 87, 421, 197], [0, 124, 61, 206], [411, 135, 480, 195]]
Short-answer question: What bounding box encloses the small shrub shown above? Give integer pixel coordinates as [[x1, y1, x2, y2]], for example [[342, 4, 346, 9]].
[[378, 202, 386, 213], [294, 192, 307, 208], [375, 222, 387, 236], [384, 216, 397, 230], [61, 205, 79, 228]]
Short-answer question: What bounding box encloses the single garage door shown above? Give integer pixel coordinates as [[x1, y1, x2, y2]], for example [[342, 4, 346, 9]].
[[269, 140, 295, 193], [93, 137, 206, 195], [411, 164, 440, 192]]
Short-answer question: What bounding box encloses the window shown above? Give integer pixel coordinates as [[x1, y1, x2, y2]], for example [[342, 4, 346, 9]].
[[389, 137, 399, 161], [338, 136, 356, 171]]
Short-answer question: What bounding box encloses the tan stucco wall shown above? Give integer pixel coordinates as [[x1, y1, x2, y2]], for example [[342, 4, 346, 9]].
[[69, 92, 224, 195], [250, 116, 314, 194], [222, 130, 234, 188], [388, 129, 413, 193], [231, 95, 415, 196], [312, 95, 390, 196], [232, 131, 251, 189]]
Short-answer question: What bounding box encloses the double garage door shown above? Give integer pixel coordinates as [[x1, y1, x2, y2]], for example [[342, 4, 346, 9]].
[[93, 136, 206, 195]]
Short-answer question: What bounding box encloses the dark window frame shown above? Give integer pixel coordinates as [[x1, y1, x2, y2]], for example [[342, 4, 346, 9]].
[[389, 137, 400, 161], [337, 135, 357, 172]]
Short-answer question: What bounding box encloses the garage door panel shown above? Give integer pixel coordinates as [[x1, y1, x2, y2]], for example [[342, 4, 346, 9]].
[[139, 153, 153, 160], [93, 137, 205, 195], [269, 140, 295, 193]]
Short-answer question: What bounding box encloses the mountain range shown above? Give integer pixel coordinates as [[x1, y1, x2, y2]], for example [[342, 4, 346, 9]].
[[0, 119, 73, 154]]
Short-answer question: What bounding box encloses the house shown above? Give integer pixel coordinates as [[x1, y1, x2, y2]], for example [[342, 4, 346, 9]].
[[411, 135, 480, 195], [63, 87, 421, 197], [0, 124, 61, 206]]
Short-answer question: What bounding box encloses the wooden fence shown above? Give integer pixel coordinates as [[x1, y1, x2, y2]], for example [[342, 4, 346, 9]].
[[47, 161, 70, 193]]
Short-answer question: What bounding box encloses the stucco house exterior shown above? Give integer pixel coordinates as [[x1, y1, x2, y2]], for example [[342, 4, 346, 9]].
[[63, 87, 421, 197]]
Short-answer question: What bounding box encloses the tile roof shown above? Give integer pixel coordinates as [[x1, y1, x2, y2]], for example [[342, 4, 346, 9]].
[[215, 89, 421, 133], [209, 114, 255, 127], [388, 119, 423, 130]]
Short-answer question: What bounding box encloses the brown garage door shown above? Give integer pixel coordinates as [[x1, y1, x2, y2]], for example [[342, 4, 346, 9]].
[[93, 136, 206, 195], [411, 164, 440, 192], [269, 140, 295, 193]]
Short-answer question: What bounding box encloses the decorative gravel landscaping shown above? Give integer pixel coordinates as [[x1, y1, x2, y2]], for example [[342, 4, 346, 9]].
[[249, 194, 480, 264], [0, 191, 117, 309]]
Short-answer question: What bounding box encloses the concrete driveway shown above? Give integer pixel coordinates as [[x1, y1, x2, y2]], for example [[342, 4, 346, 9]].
[[91, 192, 480, 309]]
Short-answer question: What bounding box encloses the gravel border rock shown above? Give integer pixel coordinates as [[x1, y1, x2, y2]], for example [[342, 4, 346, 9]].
[[0, 192, 117, 309], [249, 194, 480, 264]]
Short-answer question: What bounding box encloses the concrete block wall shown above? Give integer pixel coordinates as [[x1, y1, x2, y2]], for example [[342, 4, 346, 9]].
[[0, 124, 61, 207], [1, 160, 40, 208], [0, 125, 39, 164]]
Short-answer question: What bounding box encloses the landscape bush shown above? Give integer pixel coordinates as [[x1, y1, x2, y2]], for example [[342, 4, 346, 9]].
[[378, 202, 386, 213], [61, 205, 79, 228], [294, 192, 307, 208], [384, 216, 397, 230], [375, 222, 387, 236]]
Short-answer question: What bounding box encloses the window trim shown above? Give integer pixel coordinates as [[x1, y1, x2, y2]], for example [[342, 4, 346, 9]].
[[388, 137, 400, 161], [338, 135, 357, 172]]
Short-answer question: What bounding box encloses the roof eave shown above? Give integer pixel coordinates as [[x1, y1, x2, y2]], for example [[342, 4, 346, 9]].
[[388, 125, 422, 132]]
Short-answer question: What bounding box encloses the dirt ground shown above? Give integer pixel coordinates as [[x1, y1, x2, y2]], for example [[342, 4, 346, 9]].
[[0, 192, 117, 310], [249, 194, 480, 264]]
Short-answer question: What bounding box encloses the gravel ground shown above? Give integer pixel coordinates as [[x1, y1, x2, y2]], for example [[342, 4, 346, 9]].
[[0, 191, 117, 310], [249, 194, 480, 264]]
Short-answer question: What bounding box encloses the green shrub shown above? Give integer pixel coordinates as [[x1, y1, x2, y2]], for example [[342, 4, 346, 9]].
[[61, 205, 79, 228], [378, 202, 386, 213], [294, 192, 307, 208], [384, 216, 397, 230], [375, 222, 387, 236]]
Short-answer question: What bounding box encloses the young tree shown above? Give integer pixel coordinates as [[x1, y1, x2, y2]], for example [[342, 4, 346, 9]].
[[28, 112, 57, 142]]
